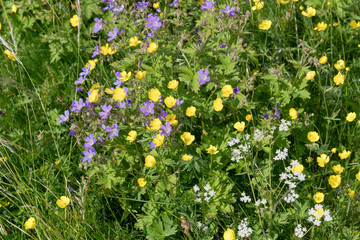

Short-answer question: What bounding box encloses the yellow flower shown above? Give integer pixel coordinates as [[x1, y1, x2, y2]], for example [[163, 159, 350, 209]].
[[0, 23, 1, 31], [105, 88, 114, 94], [164, 96, 177, 108], [223, 228, 235, 240], [129, 36, 142, 47], [356, 171, 360, 181], [307, 131, 319, 142], [348, 189, 355, 197], [245, 114, 252, 121], [88, 90, 99, 103], [55, 159, 61, 165], [100, 43, 117, 55], [350, 20, 360, 30], [147, 42, 158, 53], [319, 56, 328, 64], [56, 196, 70, 208], [70, 15, 79, 27], [255, 1, 264, 10], [148, 118, 162, 131], [234, 121, 246, 132], [302, 7, 316, 17], [113, 88, 127, 101], [333, 72, 344, 85], [137, 178, 147, 187], [332, 164, 344, 174], [313, 208, 324, 220], [289, 108, 298, 120], [328, 175, 341, 188], [119, 71, 131, 82], [145, 155, 156, 168], [126, 130, 137, 143], [292, 164, 304, 175], [327, 1, 331, 5], [331, 148, 337, 153], [305, 71, 316, 81], [181, 132, 195, 145], [338, 150, 351, 159], [345, 67, 350, 71], [149, 88, 161, 102], [317, 154, 330, 167], [299, 6, 304, 10], [221, 85, 233, 97], [313, 192, 324, 203], [4, 50, 16, 61], [85, 59, 98, 71], [334, 60, 345, 70], [24, 217, 36, 230], [153, 2, 160, 8], [279, 0, 289, 5], [168, 80, 179, 89], [166, 114, 178, 126], [135, 71, 146, 79], [11, 4, 17, 13], [206, 145, 218, 155], [186, 106, 196, 117], [306, 156, 313, 163], [346, 112, 356, 122], [258, 20, 272, 30], [213, 98, 223, 112], [182, 154, 193, 161], [153, 134, 165, 147], [314, 22, 328, 31]]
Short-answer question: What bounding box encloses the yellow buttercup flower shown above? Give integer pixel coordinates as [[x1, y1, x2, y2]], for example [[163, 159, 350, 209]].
[[182, 154, 193, 161], [356, 171, 360, 181], [105, 88, 114, 94], [213, 98, 223, 112], [149, 88, 161, 102], [145, 155, 156, 168], [299, 6, 304, 11], [148, 118, 162, 131], [70, 15, 79, 27], [113, 88, 127, 101], [331, 148, 337, 153], [234, 121, 246, 132], [153, 2, 160, 8], [319, 56, 328, 64], [206, 145, 218, 155], [313, 192, 324, 203], [332, 164, 344, 174], [138, 178, 147, 187], [88, 90, 99, 103], [258, 20, 272, 30], [181, 132, 195, 145], [317, 154, 329, 167], [24, 217, 36, 230], [164, 96, 177, 108], [245, 114, 252, 121], [333, 72, 344, 85], [147, 42, 158, 53], [85, 59, 98, 71], [11, 4, 17, 13], [126, 130, 137, 142], [314, 22, 328, 31], [302, 6, 316, 17], [346, 112, 356, 122], [153, 134, 165, 147], [119, 71, 131, 82], [56, 196, 70, 208], [328, 175, 341, 188], [350, 20, 360, 29], [334, 60, 345, 70], [100, 43, 117, 55], [129, 36, 142, 47], [55, 159, 61, 165], [168, 80, 179, 89], [186, 106, 196, 117], [292, 164, 304, 174], [307, 131, 319, 142], [223, 228, 235, 240], [4, 50, 16, 61], [346, 67, 350, 71], [289, 108, 298, 120], [255, 1, 264, 10], [348, 189, 355, 197], [279, 0, 289, 5], [135, 71, 146, 79], [338, 150, 351, 159], [166, 114, 178, 126], [221, 85, 233, 97], [305, 71, 316, 81]]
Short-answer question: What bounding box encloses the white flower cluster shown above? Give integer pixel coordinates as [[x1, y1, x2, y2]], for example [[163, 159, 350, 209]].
[[237, 218, 253, 238], [227, 135, 251, 163], [240, 191, 251, 203], [254, 128, 265, 142], [279, 160, 305, 203], [294, 224, 307, 238], [279, 119, 291, 131], [307, 204, 332, 226], [284, 190, 299, 203], [193, 184, 216, 203], [274, 147, 288, 161], [255, 198, 267, 207], [197, 222, 208, 231]]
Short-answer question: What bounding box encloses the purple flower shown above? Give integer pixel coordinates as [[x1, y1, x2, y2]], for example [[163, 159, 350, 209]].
[[103, 123, 119, 139], [93, 18, 103, 33], [144, 31, 154, 39], [220, 43, 226, 48], [126, 99, 132, 106], [113, 4, 124, 14], [84, 134, 96, 148], [79, 65, 91, 77], [92, 44, 101, 58], [160, 121, 172, 136], [82, 148, 96, 163], [219, 5, 235, 16], [146, 14, 162, 31], [68, 185, 74, 193], [158, 110, 167, 120], [59, 110, 69, 123], [149, 142, 155, 149], [198, 68, 210, 85], [74, 76, 85, 85], [115, 101, 127, 109], [169, 0, 179, 7], [136, 1, 149, 11], [176, 99, 184, 106], [273, 103, 281, 119], [264, 113, 268, 118], [103, 0, 115, 11], [76, 87, 83, 92], [99, 104, 112, 119], [69, 130, 76, 135], [107, 27, 120, 41], [140, 101, 154, 116], [201, 0, 216, 11], [71, 99, 85, 112], [233, 86, 240, 94]]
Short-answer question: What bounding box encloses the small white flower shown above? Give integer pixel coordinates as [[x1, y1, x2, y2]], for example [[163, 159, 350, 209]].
[[193, 185, 200, 192], [294, 224, 307, 238], [204, 184, 211, 191]]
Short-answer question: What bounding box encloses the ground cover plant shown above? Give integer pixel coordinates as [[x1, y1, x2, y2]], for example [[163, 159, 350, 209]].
[[1, 0, 360, 239]]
